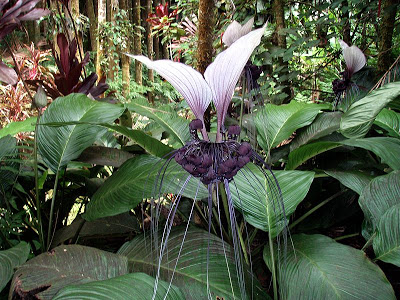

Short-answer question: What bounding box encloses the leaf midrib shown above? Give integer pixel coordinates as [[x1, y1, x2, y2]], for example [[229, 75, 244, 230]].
[[293, 247, 342, 298]]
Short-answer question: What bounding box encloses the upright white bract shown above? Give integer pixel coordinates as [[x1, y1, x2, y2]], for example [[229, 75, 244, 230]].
[[339, 39, 366, 76], [222, 17, 254, 47], [128, 22, 266, 142]]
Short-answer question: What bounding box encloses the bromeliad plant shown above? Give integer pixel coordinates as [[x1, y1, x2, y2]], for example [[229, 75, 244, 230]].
[[128, 23, 287, 299]]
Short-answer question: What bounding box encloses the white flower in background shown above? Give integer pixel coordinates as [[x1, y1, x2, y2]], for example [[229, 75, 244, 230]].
[[222, 17, 254, 47]]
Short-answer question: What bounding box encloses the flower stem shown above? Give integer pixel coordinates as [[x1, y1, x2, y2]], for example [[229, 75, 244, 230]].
[[239, 76, 246, 129], [236, 220, 249, 265], [47, 170, 60, 249], [34, 109, 45, 252], [219, 182, 232, 239], [361, 232, 376, 251]]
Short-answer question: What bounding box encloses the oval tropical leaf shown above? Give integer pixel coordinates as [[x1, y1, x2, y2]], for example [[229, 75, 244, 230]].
[[325, 170, 373, 195], [84, 155, 208, 221], [230, 164, 314, 236], [341, 137, 400, 170], [0, 135, 18, 193], [53, 273, 185, 300], [101, 123, 174, 157], [340, 81, 400, 139], [37, 94, 124, 173], [286, 141, 341, 170], [9, 245, 128, 299], [0, 117, 37, 139], [264, 234, 395, 300], [290, 111, 342, 151], [254, 101, 329, 151], [0, 242, 30, 292], [374, 108, 400, 138], [126, 99, 190, 146], [373, 204, 400, 267], [359, 171, 400, 237], [118, 226, 269, 300]]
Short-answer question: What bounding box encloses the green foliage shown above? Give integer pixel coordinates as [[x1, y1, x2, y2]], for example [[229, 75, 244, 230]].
[[10, 245, 128, 299], [38, 94, 124, 173], [84, 155, 208, 221], [118, 227, 269, 300], [0, 242, 30, 292], [264, 234, 396, 300], [53, 273, 185, 300]]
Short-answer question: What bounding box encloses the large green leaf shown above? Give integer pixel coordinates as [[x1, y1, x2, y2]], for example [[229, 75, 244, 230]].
[[290, 111, 342, 151], [374, 108, 400, 138], [325, 170, 373, 195], [341, 137, 400, 170], [0, 242, 30, 292], [340, 82, 400, 138], [126, 99, 190, 146], [9, 245, 128, 299], [254, 101, 328, 151], [53, 273, 185, 300], [359, 171, 400, 236], [373, 204, 400, 267], [84, 155, 208, 221], [118, 227, 269, 300], [287, 137, 400, 170], [230, 164, 314, 236], [37, 94, 124, 173], [264, 234, 395, 300], [102, 123, 174, 157], [0, 117, 37, 138], [0, 135, 18, 193], [286, 141, 341, 170]]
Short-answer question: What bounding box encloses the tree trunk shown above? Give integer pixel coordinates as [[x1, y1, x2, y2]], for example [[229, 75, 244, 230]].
[[341, 0, 351, 45], [377, 0, 398, 73], [86, 0, 97, 53], [197, 0, 215, 130], [145, 0, 154, 103], [71, 0, 83, 61], [154, 34, 160, 60], [96, 0, 106, 79], [272, 0, 291, 104], [133, 0, 142, 84], [120, 0, 131, 97], [107, 0, 119, 81]]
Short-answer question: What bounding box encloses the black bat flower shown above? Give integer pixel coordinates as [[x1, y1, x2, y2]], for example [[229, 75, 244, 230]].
[[128, 23, 287, 299]]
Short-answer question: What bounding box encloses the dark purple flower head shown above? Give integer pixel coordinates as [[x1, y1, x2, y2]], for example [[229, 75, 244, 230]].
[[135, 23, 287, 299]]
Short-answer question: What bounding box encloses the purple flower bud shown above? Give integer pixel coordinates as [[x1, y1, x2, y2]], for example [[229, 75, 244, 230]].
[[183, 163, 195, 174], [238, 142, 251, 156], [196, 167, 208, 174], [224, 158, 237, 169], [228, 125, 241, 136], [189, 119, 203, 130], [238, 156, 250, 168]]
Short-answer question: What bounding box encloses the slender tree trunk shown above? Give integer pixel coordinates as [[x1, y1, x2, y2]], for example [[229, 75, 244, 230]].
[[120, 0, 131, 97], [133, 0, 142, 84], [272, 0, 291, 104], [107, 0, 119, 81], [154, 34, 160, 60], [197, 0, 215, 130], [87, 0, 97, 53], [341, 0, 351, 45], [96, 0, 106, 79], [377, 0, 398, 73], [145, 0, 154, 103]]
